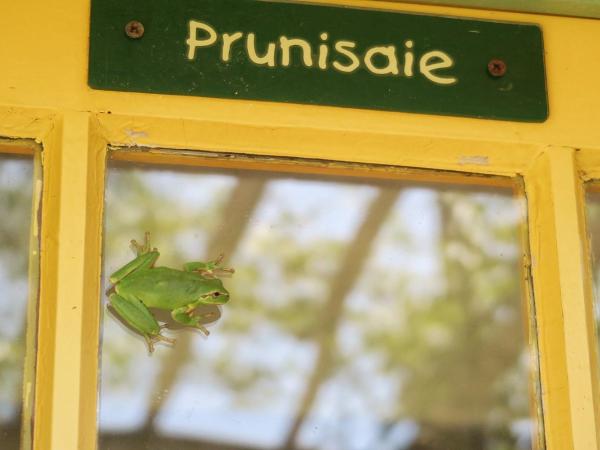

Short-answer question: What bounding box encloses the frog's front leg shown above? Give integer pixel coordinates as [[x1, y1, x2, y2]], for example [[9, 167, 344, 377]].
[[171, 304, 215, 336], [109, 293, 174, 353], [183, 254, 235, 278], [109, 251, 159, 284]]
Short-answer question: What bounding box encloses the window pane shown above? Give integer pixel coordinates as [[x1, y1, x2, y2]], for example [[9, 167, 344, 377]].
[[0, 154, 35, 449], [99, 158, 541, 450], [586, 188, 600, 378]]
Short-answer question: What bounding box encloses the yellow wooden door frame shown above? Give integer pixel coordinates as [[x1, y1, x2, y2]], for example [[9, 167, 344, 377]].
[[1, 1, 600, 450], [1, 107, 596, 450]]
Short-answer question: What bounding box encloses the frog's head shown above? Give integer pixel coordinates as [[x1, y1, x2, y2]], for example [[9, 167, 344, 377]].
[[200, 278, 230, 305]]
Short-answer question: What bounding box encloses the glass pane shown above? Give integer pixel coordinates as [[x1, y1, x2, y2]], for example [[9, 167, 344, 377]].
[[586, 188, 600, 374], [99, 158, 540, 450], [0, 153, 35, 449]]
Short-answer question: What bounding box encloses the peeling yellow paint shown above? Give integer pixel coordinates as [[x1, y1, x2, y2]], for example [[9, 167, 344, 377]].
[[457, 155, 490, 165]]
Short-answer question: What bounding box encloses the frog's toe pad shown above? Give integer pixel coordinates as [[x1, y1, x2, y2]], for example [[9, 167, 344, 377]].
[[197, 325, 210, 336], [155, 334, 176, 345]]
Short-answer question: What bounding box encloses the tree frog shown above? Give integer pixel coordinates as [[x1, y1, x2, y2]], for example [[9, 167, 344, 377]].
[[107, 233, 233, 353]]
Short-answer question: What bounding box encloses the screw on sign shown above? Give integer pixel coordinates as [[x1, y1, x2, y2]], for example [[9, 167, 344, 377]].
[[488, 59, 507, 77], [125, 21, 145, 39]]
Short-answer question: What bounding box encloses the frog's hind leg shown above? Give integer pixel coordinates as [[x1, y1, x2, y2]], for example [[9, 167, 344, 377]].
[[171, 306, 212, 336], [109, 293, 173, 352], [130, 231, 156, 256], [109, 250, 160, 284]]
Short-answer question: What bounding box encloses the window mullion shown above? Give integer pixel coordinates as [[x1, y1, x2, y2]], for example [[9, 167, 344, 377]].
[[525, 146, 600, 450], [37, 111, 106, 450]]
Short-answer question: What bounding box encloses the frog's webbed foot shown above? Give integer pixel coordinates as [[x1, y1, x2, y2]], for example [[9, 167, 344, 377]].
[[144, 335, 155, 353], [155, 334, 176, 345], [197, 325, 210, 336], [209, 254, 235, 278], [211, 267, 235, 278], [130, 231, 155, 256], [145, 332, 176, 353], [184, 253, 235, 278], [204, 264, 235, 279]]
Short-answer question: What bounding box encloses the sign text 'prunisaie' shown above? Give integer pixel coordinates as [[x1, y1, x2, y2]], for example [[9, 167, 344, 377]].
[[186, 20, 457, 86]]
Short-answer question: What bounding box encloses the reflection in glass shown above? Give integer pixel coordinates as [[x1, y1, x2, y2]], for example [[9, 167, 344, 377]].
[[0, 154, 34, 449], [99, 160, 539, 450], [586, 189, 600, 378]]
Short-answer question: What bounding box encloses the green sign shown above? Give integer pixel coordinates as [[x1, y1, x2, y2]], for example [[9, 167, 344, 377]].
[[89, 0, 548, 122]]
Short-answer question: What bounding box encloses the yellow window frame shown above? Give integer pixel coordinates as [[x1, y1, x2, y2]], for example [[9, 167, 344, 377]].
[[1, 1, 600, 450]]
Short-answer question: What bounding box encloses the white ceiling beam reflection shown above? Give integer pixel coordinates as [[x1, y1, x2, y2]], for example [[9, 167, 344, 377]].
[[145, 175, 267, 427], [280, 187, 400, 449]]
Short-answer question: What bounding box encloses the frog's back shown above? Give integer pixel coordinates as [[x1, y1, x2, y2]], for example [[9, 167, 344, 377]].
[[116, 267, 207, 309]]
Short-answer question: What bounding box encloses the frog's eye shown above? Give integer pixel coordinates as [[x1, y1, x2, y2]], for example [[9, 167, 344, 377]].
[[212, 291, 221, 298]]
